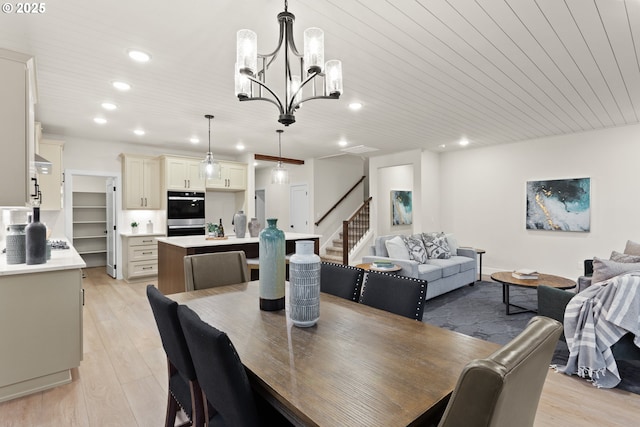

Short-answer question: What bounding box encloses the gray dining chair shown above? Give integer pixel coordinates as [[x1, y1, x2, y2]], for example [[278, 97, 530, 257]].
[[359, 271, 427, 321], [177, 305, 292, 426], [146, 285, 208, 427], [436, 316, 562, 427], [320, 262, 364, 302], [183, 251, 249, 291]]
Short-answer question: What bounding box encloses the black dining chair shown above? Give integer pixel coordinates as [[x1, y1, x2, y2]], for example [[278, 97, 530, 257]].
[[359, 271, 427, 321], [146, 285, 208, 427], [177, 305, 291, 426], [320, 262, 364, 301]]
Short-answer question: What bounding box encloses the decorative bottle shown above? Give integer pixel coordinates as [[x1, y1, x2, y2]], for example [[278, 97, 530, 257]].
[[258, 218, 285, 311], [25, 206, 47, 265], [218, 218, 225, 237], [248, 218, 261, 237], [289, 240, 321, 327], [233, 210, 247, 238]]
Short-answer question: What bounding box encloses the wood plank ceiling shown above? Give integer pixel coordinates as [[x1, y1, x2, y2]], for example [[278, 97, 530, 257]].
[[1, 0, 639, 160]]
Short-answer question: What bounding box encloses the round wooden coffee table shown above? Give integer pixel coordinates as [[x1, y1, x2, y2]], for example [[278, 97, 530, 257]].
[[355, 263, 402, 273], [490, 271, 576, 315]]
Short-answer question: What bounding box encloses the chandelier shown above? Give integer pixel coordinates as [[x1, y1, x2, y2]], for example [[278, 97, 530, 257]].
[[200, 114, 220, 179], [235, 0, 343, 126], [271, 130, 290, 184]]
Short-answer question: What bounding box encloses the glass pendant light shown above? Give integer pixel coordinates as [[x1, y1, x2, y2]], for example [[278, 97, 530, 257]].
[[200, 114, 220, 179], [271, 130, 290, 184]]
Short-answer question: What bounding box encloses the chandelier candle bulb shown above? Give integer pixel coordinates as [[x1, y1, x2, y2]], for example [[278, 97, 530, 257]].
[[325, 60, 343, 96], [236, 29, 257, 75], [304, 27, 324, 73]]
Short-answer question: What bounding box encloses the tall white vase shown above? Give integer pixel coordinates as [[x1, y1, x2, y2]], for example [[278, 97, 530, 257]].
[[289, 240, 321, 327]]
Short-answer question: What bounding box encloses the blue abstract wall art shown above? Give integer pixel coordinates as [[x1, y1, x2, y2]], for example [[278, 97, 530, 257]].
[[391, 190, 412, 226], [526, 177, 590, 232]]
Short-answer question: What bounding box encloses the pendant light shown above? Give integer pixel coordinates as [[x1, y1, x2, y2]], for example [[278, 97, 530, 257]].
[[271, 130, 290, 184], [200, 114, 220, 179]]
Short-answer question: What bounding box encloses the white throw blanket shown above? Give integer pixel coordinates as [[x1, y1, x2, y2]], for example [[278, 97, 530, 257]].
[[557, 272, 640, 388]]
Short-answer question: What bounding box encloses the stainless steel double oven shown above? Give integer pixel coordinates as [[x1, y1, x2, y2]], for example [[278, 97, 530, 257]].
[[167, 191, 205, 236]]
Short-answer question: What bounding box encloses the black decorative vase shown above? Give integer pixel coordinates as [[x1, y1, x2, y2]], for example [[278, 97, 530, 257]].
[[26, 206, 47, 265]]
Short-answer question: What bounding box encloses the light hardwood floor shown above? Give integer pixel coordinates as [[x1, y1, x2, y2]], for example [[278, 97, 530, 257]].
[[0, 267, 637, 426]]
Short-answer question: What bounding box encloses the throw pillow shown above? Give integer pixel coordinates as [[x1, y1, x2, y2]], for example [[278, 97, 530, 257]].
[[384, 236, 410, 260], [422, 232, 452, 259], [445, 233, 459, 255], [610, 250, 640, 263], [623, 240, 640, 256], [591, 256, 640, 283], [401, 235, 428, 263]]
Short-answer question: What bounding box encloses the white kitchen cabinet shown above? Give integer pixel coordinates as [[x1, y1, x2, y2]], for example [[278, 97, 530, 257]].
[[163, 155, 205, 191], [206, 161, 247, 191], [37, 138, 64, 210], [0, 48, 37, 207], [121, 233, 164, 282], [121, 154, 161, 209]]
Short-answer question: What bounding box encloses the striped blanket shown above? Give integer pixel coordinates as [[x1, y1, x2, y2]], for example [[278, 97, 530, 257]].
[[557, 272, 640, 388]]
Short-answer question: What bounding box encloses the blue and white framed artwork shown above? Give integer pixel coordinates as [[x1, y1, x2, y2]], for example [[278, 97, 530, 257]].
[[391, 190, 412, 225], [526, 177, 590, 232]]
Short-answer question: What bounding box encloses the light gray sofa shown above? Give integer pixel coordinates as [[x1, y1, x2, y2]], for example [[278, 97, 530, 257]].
[[362, 234, 477, 300]]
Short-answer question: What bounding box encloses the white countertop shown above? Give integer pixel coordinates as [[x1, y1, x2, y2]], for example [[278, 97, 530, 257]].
[[0, 245, 86, 276], [120, 232, 166, 237], [156, 232, 321, 249]]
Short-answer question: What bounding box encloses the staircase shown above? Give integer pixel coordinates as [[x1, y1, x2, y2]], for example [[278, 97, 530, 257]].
[[321, 233, 346, 263]]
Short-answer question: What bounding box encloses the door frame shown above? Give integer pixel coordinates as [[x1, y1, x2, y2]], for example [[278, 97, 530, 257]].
[[64, 169, 121, 279]]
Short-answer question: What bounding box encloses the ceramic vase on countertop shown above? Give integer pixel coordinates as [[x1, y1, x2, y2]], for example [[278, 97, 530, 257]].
[[258, 218, 285, 311], [248, 218, 260, 237], [6, 223, 27, 264], [233, 210, 247, 238], [289, 240, 321, 327], [26, 206, 46, 265]]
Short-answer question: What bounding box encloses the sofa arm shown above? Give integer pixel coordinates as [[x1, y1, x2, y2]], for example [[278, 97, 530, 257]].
[[456, 247, 477, 262], [361, 255, 420, 279], [537, 285, 573, 341]]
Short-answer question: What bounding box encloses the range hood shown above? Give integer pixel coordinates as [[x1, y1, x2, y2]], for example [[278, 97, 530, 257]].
[[34, 153, 52, 175]]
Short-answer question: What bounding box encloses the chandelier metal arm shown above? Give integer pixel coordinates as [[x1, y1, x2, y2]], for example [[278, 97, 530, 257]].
[[241, 74, 285, 113]]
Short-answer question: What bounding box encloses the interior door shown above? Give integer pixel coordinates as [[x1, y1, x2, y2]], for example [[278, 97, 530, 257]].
[[105, 178, 117, 278], [290, 184, 309, 233]]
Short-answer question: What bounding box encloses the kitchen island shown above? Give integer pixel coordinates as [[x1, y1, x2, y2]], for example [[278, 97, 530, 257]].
[[0, 245, 85, 402], [157, 233, 320, 295]]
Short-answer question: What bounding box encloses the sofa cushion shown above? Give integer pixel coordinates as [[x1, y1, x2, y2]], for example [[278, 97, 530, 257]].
[[417, 263, 443, 282], [592, 256, 640, 283], [422, 232, 451, 259], [401, 235, 428, 263], [610, 250, 640, 263], [384, 236, 410, 260], [623, 240, 640, 256], [426, 258, 462, 277], [451, 255, 476, 273]]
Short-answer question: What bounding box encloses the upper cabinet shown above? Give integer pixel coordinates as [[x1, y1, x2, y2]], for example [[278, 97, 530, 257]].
[[0, 48, 37, 207], [38, 135, 64, 211], [162, 156, 205, 191], [206, 161, 247, 191], [121, 154, 161, 210]]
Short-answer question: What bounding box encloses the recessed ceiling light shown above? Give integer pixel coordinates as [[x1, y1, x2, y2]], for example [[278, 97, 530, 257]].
[[439, 144, 446, 148], [93, 117, 107, 124], [236, 143, 245, 151], [190, 137, 200, 144], [101, 102, 117, 111], [127, 49, 151, 63], [338, 140, 348, 147], [133, 129, 145, 136], [253, 161, 259, 166], [348, 102, 362, 111], [112, 81, 131, 91], [459, 138, 470, 146]]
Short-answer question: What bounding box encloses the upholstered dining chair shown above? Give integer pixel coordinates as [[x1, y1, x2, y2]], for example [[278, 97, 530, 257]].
[[177, 305, 291, 426], [146, 285, 207, 427], [183, 251, 249, 291], [436, 316, 563, 427], [320, 262, 364, 302], [359, 271, 427, 321]]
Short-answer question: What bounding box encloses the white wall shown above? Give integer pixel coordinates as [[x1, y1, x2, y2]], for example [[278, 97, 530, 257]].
[[439, 123, 640, 279]]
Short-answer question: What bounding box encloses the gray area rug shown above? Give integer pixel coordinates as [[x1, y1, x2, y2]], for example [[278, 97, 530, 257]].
[[422, 280, 639, 394]]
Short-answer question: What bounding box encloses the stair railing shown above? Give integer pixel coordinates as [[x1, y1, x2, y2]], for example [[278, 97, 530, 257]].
[[315, 176, 366, 227], [342, 197, 372, 265]]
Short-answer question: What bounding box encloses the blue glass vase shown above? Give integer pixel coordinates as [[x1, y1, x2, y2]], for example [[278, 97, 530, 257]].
[[259, 218, 285, 311]]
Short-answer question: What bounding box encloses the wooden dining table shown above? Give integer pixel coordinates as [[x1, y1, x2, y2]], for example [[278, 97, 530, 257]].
[[169, 281, 500, 427]]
